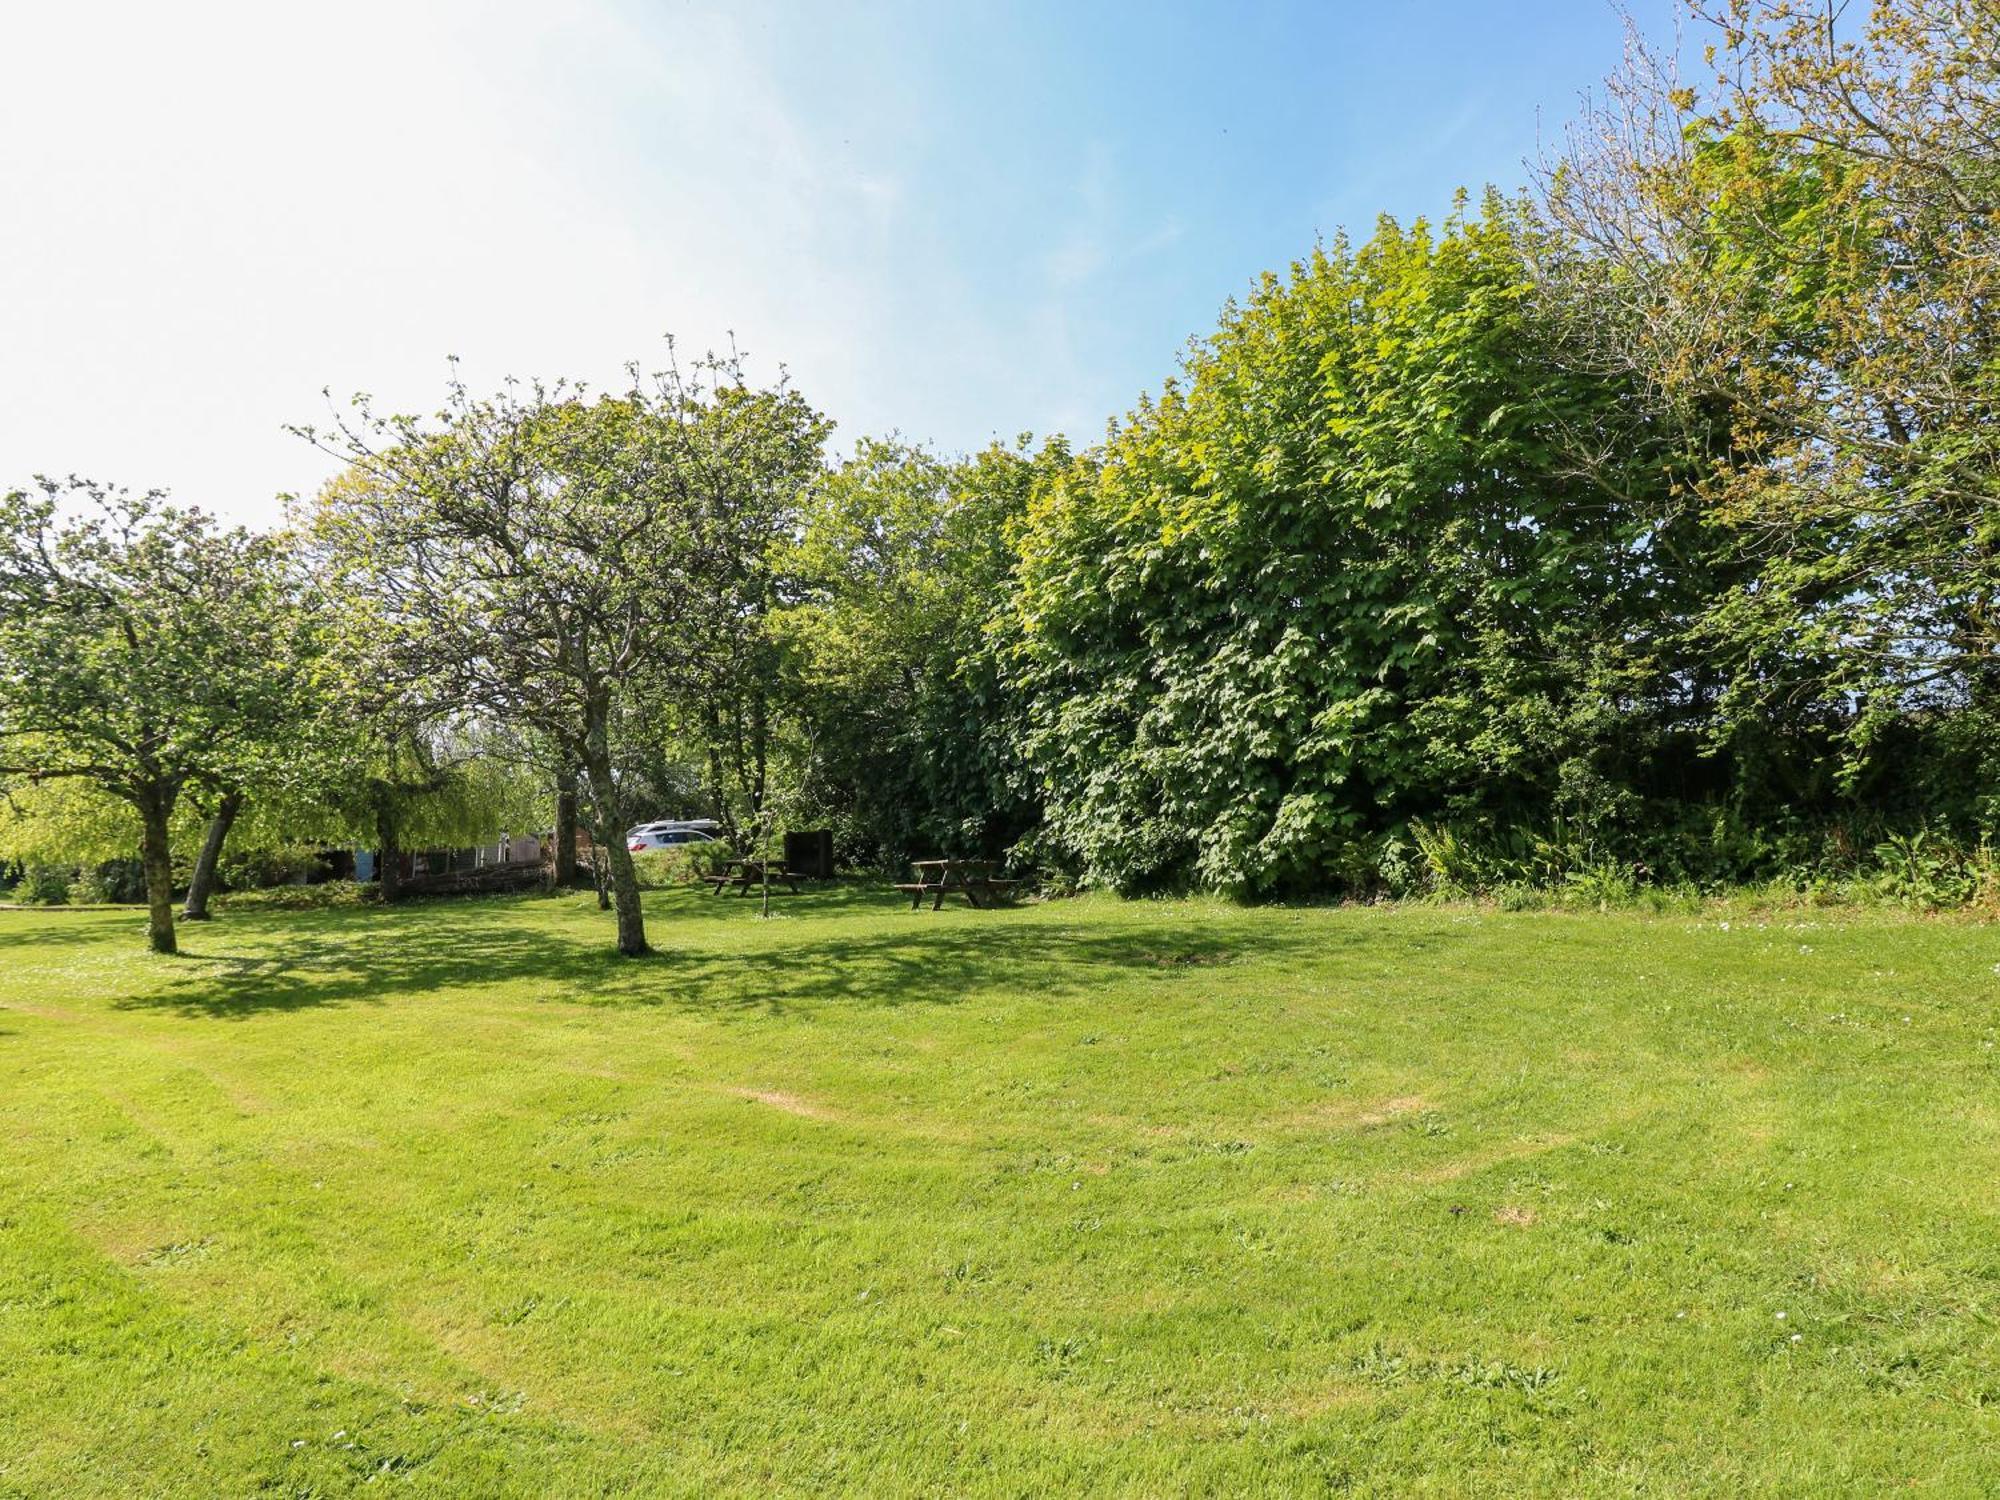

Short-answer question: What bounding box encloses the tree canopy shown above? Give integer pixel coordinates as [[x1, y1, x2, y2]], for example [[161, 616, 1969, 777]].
[[302, 356, 830, 956], [5, 0, 1995, 938], [0, 481, 311, 950]]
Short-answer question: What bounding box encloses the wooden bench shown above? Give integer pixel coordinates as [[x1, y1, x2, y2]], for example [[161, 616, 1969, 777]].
[[901, 860, 1023, 910], [709, 860, 802, 896]]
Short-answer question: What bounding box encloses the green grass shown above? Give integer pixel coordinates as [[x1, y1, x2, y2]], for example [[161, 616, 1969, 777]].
[[2, 888, 1997, 1496]]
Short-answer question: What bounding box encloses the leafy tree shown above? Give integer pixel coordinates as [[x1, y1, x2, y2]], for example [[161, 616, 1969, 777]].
[[0, 481, 310, 951], [626, 411, 819, 853], [301, 355, 828, 956], [0, 776, 166, 868], [1006, 199, 1708, 894], [779, 437, 1054, 866], [1539, 0, 2000, 775]]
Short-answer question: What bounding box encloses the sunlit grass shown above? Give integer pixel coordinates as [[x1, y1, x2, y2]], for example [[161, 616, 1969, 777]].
[[1, 889, 1996, 1495]]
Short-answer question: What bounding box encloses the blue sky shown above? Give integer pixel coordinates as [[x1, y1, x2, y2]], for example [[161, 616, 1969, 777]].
[[0, 0, 1681, 522]]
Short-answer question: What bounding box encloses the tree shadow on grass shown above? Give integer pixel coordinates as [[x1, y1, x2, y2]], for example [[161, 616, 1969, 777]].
[[109, 891, 1454, 1022], [0, 912, 144, 949]]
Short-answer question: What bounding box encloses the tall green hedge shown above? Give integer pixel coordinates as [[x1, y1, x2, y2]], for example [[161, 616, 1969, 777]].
[[1007, 200, 1740, 895]]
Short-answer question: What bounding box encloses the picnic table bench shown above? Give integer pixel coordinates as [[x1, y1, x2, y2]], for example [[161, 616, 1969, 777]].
[[705, 858, 803, 896], [896, 857, 1022, 910]]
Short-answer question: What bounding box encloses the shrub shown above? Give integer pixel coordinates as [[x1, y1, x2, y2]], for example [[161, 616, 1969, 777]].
[[68, 859, 146, 905], [68, 867, 115, 904], [1559, 862, 1640, 912], [65, 872, 101, 904], [1410, 822, 1482, 900], [219, 846, 326, 891], [9, 864, 73, 905], [1870, 830, 1987, 910], [632, 841, 735, 888], [1335, 816, 2000, 912], [216, 880, 371, 911]]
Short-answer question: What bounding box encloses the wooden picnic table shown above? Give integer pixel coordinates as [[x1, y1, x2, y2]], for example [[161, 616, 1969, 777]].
[[896, 857, 1021, 911], [705, 858, 802, 897]]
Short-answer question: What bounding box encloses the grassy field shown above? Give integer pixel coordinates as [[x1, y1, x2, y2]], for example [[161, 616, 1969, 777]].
[[1, 887, 1996, 1496]]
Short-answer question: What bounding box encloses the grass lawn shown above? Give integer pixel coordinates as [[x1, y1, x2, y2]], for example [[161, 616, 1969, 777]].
[[1, 887, 1996, 1496]]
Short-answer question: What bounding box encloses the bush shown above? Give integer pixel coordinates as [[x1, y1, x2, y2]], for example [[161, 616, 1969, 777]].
[[1870, 831, 2000, 911], [9, 864, 73, 905], [68, 868, 113, 904], [216, 880, 371, 912], [1559, 862, 1640, 912], [68, 859, 146, 905], [1380, 818, 2000, 911], [219, 846, 326, 891], [632, 841, 735, 888]]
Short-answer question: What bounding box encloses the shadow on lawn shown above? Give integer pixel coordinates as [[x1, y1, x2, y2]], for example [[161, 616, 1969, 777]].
[[0, 911, 143, 949], [111, 889, 1451, 1022]]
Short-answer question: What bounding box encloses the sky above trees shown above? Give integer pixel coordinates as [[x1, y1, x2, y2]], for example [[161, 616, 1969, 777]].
[[0, 0, 1678, 525]]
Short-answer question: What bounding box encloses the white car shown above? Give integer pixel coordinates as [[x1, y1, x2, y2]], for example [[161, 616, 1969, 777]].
[[626, 820, 721, 853]]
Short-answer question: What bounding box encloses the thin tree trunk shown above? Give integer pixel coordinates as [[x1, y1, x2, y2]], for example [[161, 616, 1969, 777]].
[[575, 768, 612, 910], [137, 783, 178, 955], [751, 684, 768, 819], [703, 724, 740, 851], [376, 802, 403, 905], [553, 781, 579, 890], [182, 788, 242, 920], [581, 721, 648, 958]]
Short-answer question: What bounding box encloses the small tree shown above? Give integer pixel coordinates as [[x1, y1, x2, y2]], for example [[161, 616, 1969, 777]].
[[300, 353, 828, 957], [778, 437, 1052, 866], [1537, 0, 2000, 758], [0, 481, 308, 952]]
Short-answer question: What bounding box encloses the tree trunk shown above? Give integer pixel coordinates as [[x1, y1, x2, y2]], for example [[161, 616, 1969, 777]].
[[376, 802, 403, 905], [575, 771, 612, 909], [182, 789, 242, 920], [581, 727, 648, 958], [553, 782, 579, 889], [703, 725, 740, 851], [137, 783, 178, 955], [750, 683, 768, 819]]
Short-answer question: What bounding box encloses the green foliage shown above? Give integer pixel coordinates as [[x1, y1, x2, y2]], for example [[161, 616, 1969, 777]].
[[6, 864, 73, 905], [631, 841, 733, 888], [1009, 199, 1708, 896], [779, 437, 1058, 866], [214, 879, 374, 912], [10, 5, 1994, 917], [304, 355, 831, 955], [215, 845, 326, 893], [1539, 1, 2000, 779], [0, 480, 318, 949], [0, 777, 147, 866], [1870, 831, 2000, 912], [68, 859, 146, 905], [0, 484, 311, 802]]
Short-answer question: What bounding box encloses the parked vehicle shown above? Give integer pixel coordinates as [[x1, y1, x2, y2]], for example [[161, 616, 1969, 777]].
[[627, 820, 721, 853]]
